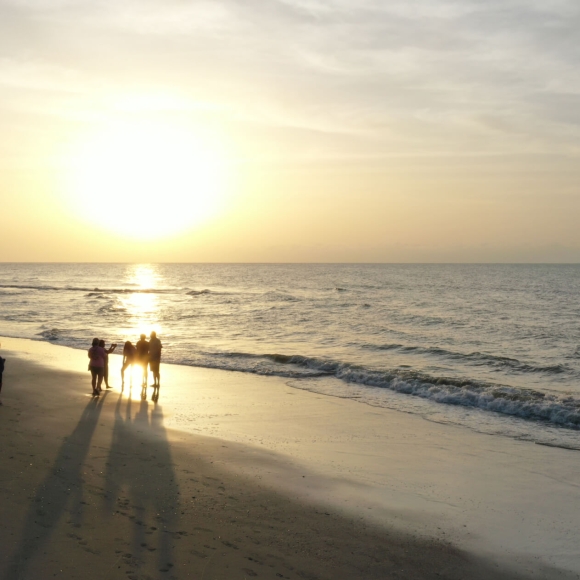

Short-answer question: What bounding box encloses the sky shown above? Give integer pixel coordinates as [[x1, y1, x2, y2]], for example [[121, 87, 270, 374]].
[[1, 0, 579, 262]]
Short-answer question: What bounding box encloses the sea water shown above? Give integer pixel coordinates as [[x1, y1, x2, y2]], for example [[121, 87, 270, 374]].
[[1, 263, 579, 449]]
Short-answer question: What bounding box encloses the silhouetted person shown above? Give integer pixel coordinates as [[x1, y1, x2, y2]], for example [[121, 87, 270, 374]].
[[149, 331, 163, 388], [121, 340, 136, 388], [135, 334, 149, 388], [0, 356, 5, 405], [88, 337, 106, 395], [99, 339, 117, 389]]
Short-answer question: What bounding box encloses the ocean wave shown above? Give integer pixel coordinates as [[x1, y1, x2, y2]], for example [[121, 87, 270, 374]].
[[97, 302, 127, 313], [37, 328, 64, 341], [262, 291, 299, 302], [364, 342, 568, 375], [189, 351, 580, 429], [187, 289, 213, 296], [186, 289, 239, 297], [182, 351, 328, 378], [0, 283, 175, 295]]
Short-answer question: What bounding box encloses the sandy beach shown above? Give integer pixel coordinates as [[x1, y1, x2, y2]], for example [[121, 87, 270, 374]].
[[0, 337, 578, 580]]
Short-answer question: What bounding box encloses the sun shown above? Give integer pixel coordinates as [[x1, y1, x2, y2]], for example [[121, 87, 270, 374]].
[[67, 120, 229, 239]]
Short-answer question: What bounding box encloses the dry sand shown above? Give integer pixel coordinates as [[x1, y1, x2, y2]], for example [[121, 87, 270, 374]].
[[0, 337, 578, 580]]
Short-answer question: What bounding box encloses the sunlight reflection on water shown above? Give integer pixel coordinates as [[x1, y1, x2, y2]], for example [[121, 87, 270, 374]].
[[120, 264, 163, 337]]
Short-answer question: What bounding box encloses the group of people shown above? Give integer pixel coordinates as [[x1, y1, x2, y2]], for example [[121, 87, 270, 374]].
[[121, 331, 163, 389], [87, 331, 162, 396]]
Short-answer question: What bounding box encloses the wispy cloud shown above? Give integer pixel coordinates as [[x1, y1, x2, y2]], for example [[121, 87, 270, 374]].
[[0, 0, 579, 158]]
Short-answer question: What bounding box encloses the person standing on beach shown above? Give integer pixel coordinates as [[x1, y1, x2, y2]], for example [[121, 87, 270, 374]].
[[135, 334, 149, 388], [121, 340, 137, 387], [99, 340, 117, 389], [149, 331, 163, 388], [88, 338, 106, 395], [0, 356, 5, 405]]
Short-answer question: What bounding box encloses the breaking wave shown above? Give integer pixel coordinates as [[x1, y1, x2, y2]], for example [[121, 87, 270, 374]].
[[185, 351, 580, 430], [37, 328, 64, 341]]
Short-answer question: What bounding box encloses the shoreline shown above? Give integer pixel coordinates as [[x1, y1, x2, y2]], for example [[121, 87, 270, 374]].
[[0, 337, 578, 579], [2, 330, 579, 449]]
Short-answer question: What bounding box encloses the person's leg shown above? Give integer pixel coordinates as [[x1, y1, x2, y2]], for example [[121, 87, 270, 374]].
[[90, 368, 97, 394], [96, 368, 104, 392], [150, 360, 159, 387], [121, 361, 131, 387], [104, 362, 109, 388]]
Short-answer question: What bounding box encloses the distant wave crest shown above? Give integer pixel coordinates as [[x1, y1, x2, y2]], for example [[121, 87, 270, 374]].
[[187, 289, 213, 296], [261, 291, 299, 302], [364, 342, 568, 375], [0, 283, 175, 295]]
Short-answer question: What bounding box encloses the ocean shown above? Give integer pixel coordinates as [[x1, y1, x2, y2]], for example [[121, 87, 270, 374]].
[[1, 263, 579, 449]]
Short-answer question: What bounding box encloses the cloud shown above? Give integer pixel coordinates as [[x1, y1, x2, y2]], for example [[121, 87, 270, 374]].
[[0, 0, 579, 159]]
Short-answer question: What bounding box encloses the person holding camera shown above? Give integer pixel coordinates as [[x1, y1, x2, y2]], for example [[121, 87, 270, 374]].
[[99, 339, 117, 389]]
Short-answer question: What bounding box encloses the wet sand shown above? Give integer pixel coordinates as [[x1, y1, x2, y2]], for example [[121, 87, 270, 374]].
[[0, 337, 577, 580]]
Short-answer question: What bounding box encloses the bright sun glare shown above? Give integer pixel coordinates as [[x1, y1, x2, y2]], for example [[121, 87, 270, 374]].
[[69, 120, 229, 239]]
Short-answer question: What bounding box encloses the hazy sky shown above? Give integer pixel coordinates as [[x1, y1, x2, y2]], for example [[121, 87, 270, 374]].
[[1, 0, 579, 262]]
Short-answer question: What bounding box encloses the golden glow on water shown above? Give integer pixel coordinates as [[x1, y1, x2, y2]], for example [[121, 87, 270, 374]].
[[130, 264, 157, 289], [120, 264, 163, 338]]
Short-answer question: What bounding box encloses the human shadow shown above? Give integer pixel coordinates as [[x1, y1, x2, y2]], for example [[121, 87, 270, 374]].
[[104, 390, 179, 574], [3, 393, 108, 580]]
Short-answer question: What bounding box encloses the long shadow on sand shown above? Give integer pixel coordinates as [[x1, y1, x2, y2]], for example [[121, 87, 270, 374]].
[[3, 393, 108, 580], [103, 389, 179, 575]]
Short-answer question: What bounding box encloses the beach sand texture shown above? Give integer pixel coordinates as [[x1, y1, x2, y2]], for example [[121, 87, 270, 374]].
[[0, 337, 578, 580]]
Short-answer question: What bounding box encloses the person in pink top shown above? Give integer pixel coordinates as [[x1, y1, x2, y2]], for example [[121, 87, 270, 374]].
[[88, 337, 107, 396]]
